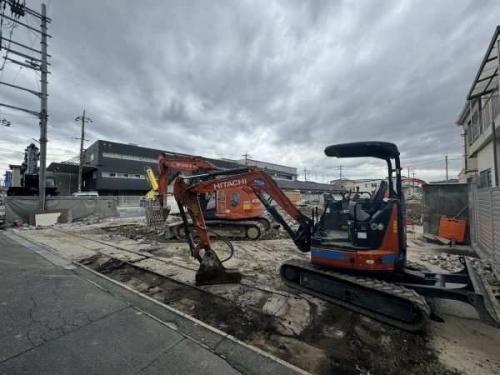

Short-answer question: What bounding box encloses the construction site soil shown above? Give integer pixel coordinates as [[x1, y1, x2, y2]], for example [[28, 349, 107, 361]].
[[81, 253, 456, 375], [10, 219, 500, 375]]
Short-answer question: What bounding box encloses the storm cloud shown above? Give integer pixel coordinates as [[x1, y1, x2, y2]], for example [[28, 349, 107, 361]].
[[1, 0, 498, 182]]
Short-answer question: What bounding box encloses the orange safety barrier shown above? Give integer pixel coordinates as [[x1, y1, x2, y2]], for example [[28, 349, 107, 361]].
[[438, 216, 466, 243]]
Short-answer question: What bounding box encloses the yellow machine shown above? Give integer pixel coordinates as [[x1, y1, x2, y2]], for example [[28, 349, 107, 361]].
[[145, 167, 159, 200]]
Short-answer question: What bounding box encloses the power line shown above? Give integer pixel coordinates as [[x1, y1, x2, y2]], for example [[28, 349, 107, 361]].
[[0, 0, 51, 209]]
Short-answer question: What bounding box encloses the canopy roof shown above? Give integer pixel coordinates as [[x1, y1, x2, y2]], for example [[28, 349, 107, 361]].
[[467, 26, 500, 100], [324, 142, 399, 160]]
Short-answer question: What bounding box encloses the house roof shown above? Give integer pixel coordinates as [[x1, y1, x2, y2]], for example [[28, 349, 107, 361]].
[[467, 26, 500, 101], [457, 26, 500, 125]]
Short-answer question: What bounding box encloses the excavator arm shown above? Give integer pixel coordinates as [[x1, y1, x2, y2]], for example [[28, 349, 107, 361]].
[[157, 156, 219, 198], [173, 166, 313, 284]]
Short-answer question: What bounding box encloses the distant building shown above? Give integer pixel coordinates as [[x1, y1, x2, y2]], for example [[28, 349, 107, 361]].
[[456, 26, 500, 188], [350, 179, 384, 194], [3, 171, 12, 188], [401, 177, 426, 199], [47, 140, 300, 195], [8, 165, 22, 188], [46, 162, 92, 196], [330, 178, 356, 191], [331, 176, 426, 198]]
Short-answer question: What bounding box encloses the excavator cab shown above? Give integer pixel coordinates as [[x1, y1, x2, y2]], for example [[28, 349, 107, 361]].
[[311, 142, 406, 272]]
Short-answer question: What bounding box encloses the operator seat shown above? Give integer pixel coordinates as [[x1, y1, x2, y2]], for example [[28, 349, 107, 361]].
[[349, 180, 388, 221], [366, 180, 388, 214]]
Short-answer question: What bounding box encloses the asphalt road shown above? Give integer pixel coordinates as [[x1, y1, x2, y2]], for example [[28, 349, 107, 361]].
[[0, 231, 302, 375]]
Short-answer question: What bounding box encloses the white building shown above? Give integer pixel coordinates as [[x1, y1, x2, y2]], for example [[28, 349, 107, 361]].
[[330, 178, 357, 191], [456, 26, 500, 188], [354, 179, 384, 193]]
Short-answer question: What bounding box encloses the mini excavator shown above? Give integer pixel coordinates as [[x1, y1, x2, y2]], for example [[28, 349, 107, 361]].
[[145, 154, 270, 239], [173, 141, 498, 331]]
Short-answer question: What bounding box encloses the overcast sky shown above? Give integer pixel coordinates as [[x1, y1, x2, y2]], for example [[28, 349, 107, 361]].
[[1, 0, 499, 183]]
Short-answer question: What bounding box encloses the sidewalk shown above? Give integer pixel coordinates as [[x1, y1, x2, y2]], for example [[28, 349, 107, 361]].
[[0, 232, 303, 375]]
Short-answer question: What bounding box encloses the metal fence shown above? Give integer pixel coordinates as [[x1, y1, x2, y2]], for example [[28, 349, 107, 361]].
[[422, 183, 469, 237], [469, 185, 500, 277], [5, 196, 119, 225]]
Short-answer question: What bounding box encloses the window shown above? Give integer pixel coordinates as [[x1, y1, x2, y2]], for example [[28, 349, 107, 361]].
[[471, 111, 479, 141], [492, 92, 499, 120], [479, 169, 492, 188], [90, 152, 95, 161], [102, 152, 157, 163], [101, 171, 145, 179], [483, 99, 491, 130], [467, 121, 473, 146], [230, 191, 240, 207]]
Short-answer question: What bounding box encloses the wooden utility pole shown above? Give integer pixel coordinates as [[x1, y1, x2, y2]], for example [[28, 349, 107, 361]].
[[75, 109, 92, 192]]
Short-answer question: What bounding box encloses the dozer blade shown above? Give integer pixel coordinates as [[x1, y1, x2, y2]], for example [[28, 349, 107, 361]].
[[195, 249, 242, 286]]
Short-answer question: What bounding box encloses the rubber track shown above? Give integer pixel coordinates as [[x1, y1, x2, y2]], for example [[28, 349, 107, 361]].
[[199, 220, 266, 240], [281, 259, 431, 332]]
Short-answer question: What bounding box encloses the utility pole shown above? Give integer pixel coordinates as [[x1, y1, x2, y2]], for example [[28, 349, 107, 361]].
[[0, 1, 51, 210], [39, 3, 48, 209], [445, 154, 449, 181], [412, 171, 415, 195], [303, 168, 307, 181], [242, 152, 249, 165], [338, 165, 342, 179], [75, 109, 92, 192]]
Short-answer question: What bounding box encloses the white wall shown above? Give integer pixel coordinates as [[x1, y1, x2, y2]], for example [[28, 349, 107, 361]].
[[477, 142, 494, 173], [476, 141, 500, 186]]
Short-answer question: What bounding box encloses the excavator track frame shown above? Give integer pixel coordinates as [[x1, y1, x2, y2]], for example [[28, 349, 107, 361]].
[[174, 218, 271, 240], [281, 257, 500, 331], [280, 259, 431, 331]]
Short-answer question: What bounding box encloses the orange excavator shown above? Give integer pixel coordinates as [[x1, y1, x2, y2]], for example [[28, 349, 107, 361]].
[[146, 154, 270, 239], [173, 142, 498, 331]]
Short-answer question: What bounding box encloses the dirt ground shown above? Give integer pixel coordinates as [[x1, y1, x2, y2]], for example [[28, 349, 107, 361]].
[[9, 218, 500, 375]]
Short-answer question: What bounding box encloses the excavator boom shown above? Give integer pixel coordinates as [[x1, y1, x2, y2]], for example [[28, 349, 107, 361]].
[[174, 167, 313, 264]]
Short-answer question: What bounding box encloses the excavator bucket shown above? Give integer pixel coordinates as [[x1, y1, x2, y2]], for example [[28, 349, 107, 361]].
[[195, 249, 242, 285]]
